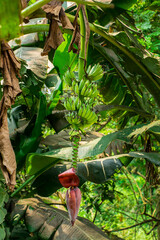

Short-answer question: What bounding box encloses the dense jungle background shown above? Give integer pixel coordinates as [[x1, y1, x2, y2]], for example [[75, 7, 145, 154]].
[[0, 0, 160, 239]]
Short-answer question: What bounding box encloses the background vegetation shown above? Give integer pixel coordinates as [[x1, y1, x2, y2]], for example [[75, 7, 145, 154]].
[[0, 0, 160, 239]]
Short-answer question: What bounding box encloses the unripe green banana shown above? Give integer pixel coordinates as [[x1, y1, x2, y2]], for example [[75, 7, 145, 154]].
[[64, 70, 76, 86], [70, 98, 76, 111], [66, 113, 72, 124], [81, 105, 88, 118], [92, 89, 99, 98], [87, 111, 98, 123], [77, 99, 82, 110], [72, 80, 77, 92], [80, 84, 87, 96], [75, 83, 79, 95], [85, 106, 92, 120], [87, 88, 94, 97], [64, 101, 67, 110], [80, 80, 90, 96], [87, 64, 103, 81], [83, 88, 90, 97], [86, 65, 91, 74], [78, 106, 83, 117], [74, 97, 81, 110], [78, 79, 85, 91]]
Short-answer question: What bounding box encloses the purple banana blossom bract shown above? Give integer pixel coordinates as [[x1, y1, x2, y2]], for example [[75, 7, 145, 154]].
[[66, 187, 81, 226], [58, 168, 81, 226]]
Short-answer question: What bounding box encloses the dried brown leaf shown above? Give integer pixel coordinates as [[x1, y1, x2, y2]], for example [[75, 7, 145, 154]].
[[68, 5, 90, 58], [21, 0, 28, 9], [68, 5, 81, 54], [59, 8, 74, 30], [41, 0, 73, 55], [81, 5, 90, 58], [0, 41, 21, 188], [41, 19, 64, 56], [11, 198, 109, 239], [0, 112, 16, 190], [42, 0, 62, 17]]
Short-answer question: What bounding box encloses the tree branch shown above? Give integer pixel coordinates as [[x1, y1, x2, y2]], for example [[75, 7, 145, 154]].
[[108, 219, 156, 233]]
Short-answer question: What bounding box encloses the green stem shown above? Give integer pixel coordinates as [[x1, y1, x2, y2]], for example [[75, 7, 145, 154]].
[[21, 0, 114, 18], [71, 135, 79, 169], [11, 175, 35, 198], [21, 0, 52, 18], [78, 7, 86, 80], [20, 24, 72, 35]]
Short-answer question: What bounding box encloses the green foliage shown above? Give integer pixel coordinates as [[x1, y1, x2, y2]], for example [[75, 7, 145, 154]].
[[53, 34, 78, 77], [1, 0, 160, 239], [131, 0, 160, 54], [0, 173, 9, 240], [0, 0, 20, 40]]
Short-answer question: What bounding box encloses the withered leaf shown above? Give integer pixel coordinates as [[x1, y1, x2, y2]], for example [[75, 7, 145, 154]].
[[41, 0, 73, 55], [0, 41, 21, 189], [21, 0, 28, 9], [68, 5, 90, 58], [59, 8, 74, 30], [41, 19, 64, 56], [68, 5, 81, 54], [42, 0, 62, 19], [0, 112, 16, 190], [81, 5, 90, 58], [11, 198, 109, 239]]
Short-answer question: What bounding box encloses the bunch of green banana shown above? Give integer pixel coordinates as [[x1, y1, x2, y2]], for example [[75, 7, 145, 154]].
[[63, 70, 76, 87], [66, 112, 81, 126], [78, 105, 98, 124], [78, 79, 99, 98], [86, 63, 103, 81], [63, 63, 103, 130], [72, 80, 79, 95], [64, 97, 82, 111]]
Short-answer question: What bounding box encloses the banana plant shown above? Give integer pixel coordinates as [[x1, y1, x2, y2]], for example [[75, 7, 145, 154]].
[[0, 0, 160, 239]]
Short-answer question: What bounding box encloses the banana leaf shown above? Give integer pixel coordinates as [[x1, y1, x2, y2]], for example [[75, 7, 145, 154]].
[[32, 151, 160, 196], [11, 198, 110, 240]]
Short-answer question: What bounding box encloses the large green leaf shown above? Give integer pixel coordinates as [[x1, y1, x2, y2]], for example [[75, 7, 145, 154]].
[[113, 0, 137, 10], [128, 152, 160, 166], [93, 37, 160, 109], [39, 122, 159, 160], [0, 208, 6, 225], [32, 151, 160, 196], [32, 157, 122, 196], [53, 33, 78, 77], [26, 121, 160, 173], [86, 0, 137, 26], [16, 94, 47, 170], [0, 224, 5, 240], [25, 121, 160, 196], [26, 153, 61, 176], [11, 198, 110, 240]]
